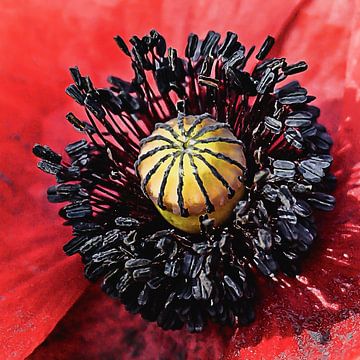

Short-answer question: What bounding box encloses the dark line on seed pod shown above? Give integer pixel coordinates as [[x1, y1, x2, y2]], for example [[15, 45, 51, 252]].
[[188, 154, 215, 213], [191, 123, 231, 140], [177, 114, 186, 138], [192, 153, 235, 198], [157, 153, 180, 210], [155, 123, 181, 141], [177, 153, 189, 217], [186, 113, 210, 137], [141, 152, 178, 193], [137, 145, 175, 163], [194, 147, 246, 172], [139, 135, 179, 147], [134, 159, 140, 178], [192, 136, 244, 147]]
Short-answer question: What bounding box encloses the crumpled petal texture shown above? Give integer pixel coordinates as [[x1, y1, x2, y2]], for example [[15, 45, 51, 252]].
[[29, 285, 233, 360], [0, 0, 359, 359]]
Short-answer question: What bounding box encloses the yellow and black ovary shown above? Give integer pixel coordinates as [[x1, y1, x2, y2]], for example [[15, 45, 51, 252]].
[[135, 114, 247, 234]]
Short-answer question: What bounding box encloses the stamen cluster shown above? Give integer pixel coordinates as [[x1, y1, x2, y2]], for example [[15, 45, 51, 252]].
[[34, 30, 335, 332]]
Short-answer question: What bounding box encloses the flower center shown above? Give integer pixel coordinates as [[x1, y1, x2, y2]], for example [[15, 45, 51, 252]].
[[135, 114, 246, 233]]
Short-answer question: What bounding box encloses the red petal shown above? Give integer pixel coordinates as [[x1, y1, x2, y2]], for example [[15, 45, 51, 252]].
[[0, 255, 87, 360]]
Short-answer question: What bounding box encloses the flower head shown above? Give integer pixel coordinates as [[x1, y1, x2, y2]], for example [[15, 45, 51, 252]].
[[34, 30, 335, 332]]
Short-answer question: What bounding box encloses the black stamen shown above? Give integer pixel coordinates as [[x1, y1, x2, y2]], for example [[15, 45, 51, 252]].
[[114, 35, 131, 57], [185, 33, 199, 58], [256, 35, 275, 60]]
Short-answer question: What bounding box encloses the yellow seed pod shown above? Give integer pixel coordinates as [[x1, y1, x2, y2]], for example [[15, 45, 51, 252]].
[[135, 114, 246, 233]]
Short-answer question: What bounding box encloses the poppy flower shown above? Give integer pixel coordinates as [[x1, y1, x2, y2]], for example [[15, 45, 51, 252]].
[[1, 0, 359, 359]]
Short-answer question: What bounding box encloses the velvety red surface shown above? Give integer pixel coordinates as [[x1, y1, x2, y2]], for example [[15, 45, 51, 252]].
[[0, 0, 359, 359]]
